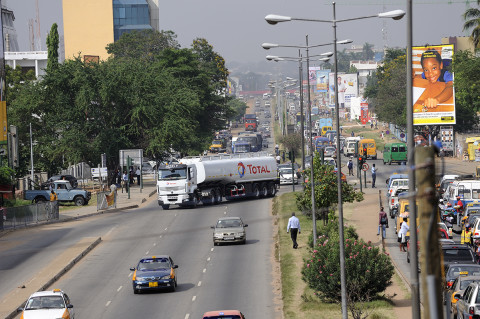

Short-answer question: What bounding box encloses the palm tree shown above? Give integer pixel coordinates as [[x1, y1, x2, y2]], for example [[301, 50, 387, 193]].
[[362, 43, 375, 60], [463, 0, 480, 48]]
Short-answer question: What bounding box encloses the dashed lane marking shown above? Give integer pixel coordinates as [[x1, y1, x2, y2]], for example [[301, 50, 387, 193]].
[[197, 281, 202, 287], [117, 286, 122, 292], [106, 301, 111, 307], [192, 296, 196, 302], [203, 268, 206, 273], [185, 314, 190, 319]]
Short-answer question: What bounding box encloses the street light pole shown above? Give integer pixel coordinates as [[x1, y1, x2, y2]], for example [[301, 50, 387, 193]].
[[332, 4, 347, 317], [299, 50, 305, 171], [406, 0, 420, 317], [305, 34, 317, 248]]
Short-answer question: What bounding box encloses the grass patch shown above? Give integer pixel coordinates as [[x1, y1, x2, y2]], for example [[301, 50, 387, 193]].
[[275, 189, 397, 318]]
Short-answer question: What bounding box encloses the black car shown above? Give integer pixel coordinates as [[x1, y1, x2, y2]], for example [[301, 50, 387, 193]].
[[442, 244, 476, 266], [41, 175, 78, 189], [130, 255, 178, 294]]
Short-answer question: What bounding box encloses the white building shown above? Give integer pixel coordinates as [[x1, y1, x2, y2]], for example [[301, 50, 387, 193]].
[[350, 60, 381, 95], [5, 51, 48, 78]]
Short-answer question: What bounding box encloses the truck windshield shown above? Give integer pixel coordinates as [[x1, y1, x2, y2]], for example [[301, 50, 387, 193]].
[[235, 144, 251, 153], [158, 168, 187, 180]]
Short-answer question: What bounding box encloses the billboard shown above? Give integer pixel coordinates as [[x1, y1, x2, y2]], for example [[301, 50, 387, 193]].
[[328, 73, 358, 108], [412, 44, 455, 125], [315, 70, 330, 92], [308, 66, 321, 85]]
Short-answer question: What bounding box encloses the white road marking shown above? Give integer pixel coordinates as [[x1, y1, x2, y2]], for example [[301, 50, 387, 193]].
[[192, 296, 196, 302], [185, 314, 190, 319], [153, 243, 156, 246], [203, 268, 206, 273], [117, 286, 122, 292], [210, 248, 214, 252], [197, 281, 202, 287], [207, 257, 210, 261], [106, 301, 111, 307], [159, 235, 162, 238], [128, 272, 132, 277], [165, 227, 168, 230], [175, 214, 177, 216], [105, 227, 115, 237], [145, 251, 149, 255], [224, 211, 227, 215]]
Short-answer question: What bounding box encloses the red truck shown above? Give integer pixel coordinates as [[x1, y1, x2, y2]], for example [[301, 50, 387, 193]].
[[244, 113, 257, 131]]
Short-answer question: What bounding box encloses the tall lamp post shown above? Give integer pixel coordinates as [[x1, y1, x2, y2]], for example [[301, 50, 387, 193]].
[[263, 39, 348, 248], [265, 5, 405, 318]]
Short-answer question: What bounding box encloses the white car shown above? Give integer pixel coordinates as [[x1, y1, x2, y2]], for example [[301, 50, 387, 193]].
[[18, 289, 75, 319], [279, 168, 298, 185]]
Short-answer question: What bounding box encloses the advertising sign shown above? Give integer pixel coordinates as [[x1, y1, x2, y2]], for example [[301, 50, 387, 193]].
[[308, 66, 321, 85], [412, 44, 455, 125], [328, 73, 358, 108], [440, 125, 454, 152], [315, 70, 330, 92], [360, 103, 368, 125]]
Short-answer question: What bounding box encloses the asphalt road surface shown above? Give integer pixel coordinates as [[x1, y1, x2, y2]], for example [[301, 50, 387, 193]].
[[2, 193, 280, 318]]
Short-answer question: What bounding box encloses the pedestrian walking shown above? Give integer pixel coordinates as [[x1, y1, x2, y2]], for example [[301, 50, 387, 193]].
[[371, 164, 377, 188], [287, 212, 301, 249], [121, 171, 128, 193], [276, 155, 281, 164], [398, 217, 409, 251], [136, 167, 141, 185], [347, 159, 354, 176], [377, 206, 388, 239], [351, 131, 354, 137], [455, 195, 464, 227]]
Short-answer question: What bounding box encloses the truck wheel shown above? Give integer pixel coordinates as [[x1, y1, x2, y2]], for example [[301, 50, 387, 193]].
[[34, 197, 47, 203], [267, 183, 276, 197], [190, 197, 198, 208], [253, 184, 260, 198], [162, 204, 170, 210], [260, 184, 268, 197], [74, 196, 85, 206]]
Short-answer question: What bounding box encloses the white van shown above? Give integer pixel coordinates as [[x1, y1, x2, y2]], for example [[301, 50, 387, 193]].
[[263, 93, 270, 100], [343, 137, 361, 157], [444, 179, 480, 206]]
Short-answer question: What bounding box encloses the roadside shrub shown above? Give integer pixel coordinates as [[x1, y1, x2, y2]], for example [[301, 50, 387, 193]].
[[307, 214, 358, 248], [302, 234, 394, 303]]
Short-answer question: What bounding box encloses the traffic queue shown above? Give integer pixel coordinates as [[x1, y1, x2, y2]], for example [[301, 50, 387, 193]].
[[388, 172, 480, 318]]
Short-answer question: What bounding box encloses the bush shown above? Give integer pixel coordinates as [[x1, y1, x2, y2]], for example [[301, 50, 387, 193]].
[[302, 233, 394, 303], [307, 213, 358, 248]]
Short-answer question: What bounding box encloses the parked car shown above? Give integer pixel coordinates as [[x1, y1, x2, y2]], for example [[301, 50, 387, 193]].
[[41, 175, 78, 189], [25, 180, 91, 206], [212, 217, 248, 245]]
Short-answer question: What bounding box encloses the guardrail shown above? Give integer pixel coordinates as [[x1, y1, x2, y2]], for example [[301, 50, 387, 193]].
[[0, 201, 59, 231]]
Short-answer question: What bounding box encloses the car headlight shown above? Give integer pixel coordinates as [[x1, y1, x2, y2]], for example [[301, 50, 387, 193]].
[[236, 232, 245, 237], [214, 233, 223, 238], [160, 275, 171, 280], [135, 277, 145, 282]]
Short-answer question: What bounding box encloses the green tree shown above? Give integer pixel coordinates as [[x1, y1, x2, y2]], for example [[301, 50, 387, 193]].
[[463, 1, 480, 49], [106, 30, 180, 60], [46, 23, 59, 71], [362, 42, 374, 60], [227, 98, 247, 122], [295, 152, 363, 219], [278, 133, 302, 157]]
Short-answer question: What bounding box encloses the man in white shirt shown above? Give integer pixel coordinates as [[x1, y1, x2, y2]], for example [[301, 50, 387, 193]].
[[287, 212, 301, 249], [371, 164, 377, 188]]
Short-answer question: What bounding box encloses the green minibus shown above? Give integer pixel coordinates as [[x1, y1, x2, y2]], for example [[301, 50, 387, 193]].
[[383, 142, 407, 165]]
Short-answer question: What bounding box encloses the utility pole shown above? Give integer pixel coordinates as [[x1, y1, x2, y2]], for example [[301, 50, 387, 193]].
[[416, 147, 443, 319]]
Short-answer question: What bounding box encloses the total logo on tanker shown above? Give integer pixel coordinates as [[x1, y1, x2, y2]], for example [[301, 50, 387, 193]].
[[237, 162, 271, 178]]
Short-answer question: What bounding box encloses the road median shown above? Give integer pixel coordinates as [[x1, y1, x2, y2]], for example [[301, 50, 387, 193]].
[[2, 237, 101, 319]]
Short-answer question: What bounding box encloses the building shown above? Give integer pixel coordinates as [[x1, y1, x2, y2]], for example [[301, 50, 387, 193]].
[[441, 36, 475, 53], [350, 60, 380, 95], [5, 51, 47, 78], [62, 0, 159, 61]]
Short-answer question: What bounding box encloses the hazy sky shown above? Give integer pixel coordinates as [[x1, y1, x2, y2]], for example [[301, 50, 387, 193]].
[[5, 0, 473, 66]]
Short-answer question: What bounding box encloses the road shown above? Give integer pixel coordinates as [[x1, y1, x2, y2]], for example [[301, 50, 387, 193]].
[[1, 195, 280, 318]]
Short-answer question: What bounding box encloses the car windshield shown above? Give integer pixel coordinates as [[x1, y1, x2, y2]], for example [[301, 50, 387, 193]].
[[216, 219, 242, 228], [25, 296, 65, 310], [138, 258, 171, 270], [158, 168, 187, 180], [460, 279, 478, 290]]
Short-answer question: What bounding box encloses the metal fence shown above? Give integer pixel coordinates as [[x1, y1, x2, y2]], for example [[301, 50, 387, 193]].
[[0, 201, 59, 231], [96, 191, 117, 211]]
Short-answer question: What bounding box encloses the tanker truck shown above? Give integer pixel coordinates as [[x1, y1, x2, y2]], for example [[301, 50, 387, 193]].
[[157, 153, 279, 209]]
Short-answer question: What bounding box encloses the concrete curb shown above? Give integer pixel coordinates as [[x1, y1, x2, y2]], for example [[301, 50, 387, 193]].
[[5, 237, 102, 319]]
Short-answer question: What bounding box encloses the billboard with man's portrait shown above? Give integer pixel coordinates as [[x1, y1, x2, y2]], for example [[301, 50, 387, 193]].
[[412, 44, 455, 125]]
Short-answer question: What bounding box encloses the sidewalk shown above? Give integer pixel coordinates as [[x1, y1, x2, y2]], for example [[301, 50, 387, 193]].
[[58, 179, 157, 221]]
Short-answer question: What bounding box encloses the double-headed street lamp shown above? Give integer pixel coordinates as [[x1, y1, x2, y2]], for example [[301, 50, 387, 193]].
[[263, 38, 350, 250], [265, 4, 405, 318]]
